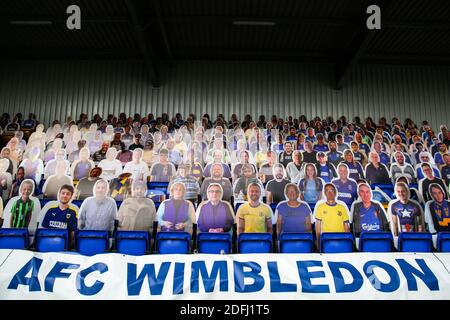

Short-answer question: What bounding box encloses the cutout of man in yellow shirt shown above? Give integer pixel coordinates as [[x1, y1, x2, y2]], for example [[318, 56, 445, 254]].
[[237, 183, 273, 234], [314, 183, 350, 248]]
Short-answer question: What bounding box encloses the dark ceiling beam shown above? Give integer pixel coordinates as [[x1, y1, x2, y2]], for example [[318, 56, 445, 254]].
[[335, 31, 376, 89], [335, 0, 393, 90], [1, 48, 449, 66], [174, 49, 336, 62], [176, 49, 334, 57], [125, 0, 160, 87], [152, 0, 173, 62], [176, 50, 450, 64]]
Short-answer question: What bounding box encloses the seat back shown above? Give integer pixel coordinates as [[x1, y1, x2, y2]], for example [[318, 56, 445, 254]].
[[238, 233, 272, 253], [76, 230, 109, 256], [147, 181, 170, 197], [35, 229, 68, 252], [234, 202, 243, 212], [116, 231, 149, 256], [321, 232, 354, 253], [372, 184, 394, 195], [437, 232, 450, 252], [156, 231, 191, 254], [0, 228, 29, 249], [398, 232, 433, 252], [197, 232, 232, 254], [146, 190, 166, 202], [359, 231, 393, 252], [39, 199, 54, 207], [269, 203, 277, 212], [279, 232, 314, 253], [372, 190, 391, 203]]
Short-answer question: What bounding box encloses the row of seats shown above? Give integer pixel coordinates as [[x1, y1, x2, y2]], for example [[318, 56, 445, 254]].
[[0, 229, 449, 255], [227, 232, 449, 253]]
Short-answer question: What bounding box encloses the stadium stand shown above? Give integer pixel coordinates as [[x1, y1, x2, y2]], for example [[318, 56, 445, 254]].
[[0, 111, 448, 256]]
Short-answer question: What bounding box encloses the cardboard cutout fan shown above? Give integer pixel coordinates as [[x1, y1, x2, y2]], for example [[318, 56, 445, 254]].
[[1, 179, 41, 235]]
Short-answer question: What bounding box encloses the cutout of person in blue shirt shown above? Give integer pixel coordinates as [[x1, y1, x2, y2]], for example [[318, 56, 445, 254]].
[[351, 183, 390, 236]]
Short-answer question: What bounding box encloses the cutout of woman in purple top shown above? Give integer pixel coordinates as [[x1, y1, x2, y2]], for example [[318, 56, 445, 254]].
[[156, 182, 196, 233], [196, 183, 235, 233]]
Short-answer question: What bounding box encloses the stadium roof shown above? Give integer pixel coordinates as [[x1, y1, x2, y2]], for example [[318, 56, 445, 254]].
[[1, 0, 450, 87]]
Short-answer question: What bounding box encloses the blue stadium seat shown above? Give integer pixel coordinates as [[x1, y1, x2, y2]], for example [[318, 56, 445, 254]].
[[372, 184, 395, 199], [410, 190, 422, 203], [398, 232, 433, 252], [40, 199, 54, 208], [409, 183, 418, 189], [197, 232, 232, 254], [147, 182, 169, 200], [76, 230, 110, 256], [0, 228, 29, 249], [146, 189, 166, 199], [238, 233, 272, 253], [37, 178, 46, 195], [371, 183, 394, 192], [147, 181, 170, 191], [279, 232, 314, 253], [35, 229, 68, 252], [436, 232, 450, 252], [269, 203, 277, 212], [359, 231, 393, 252], [320, 232, 354, 253], [115, 231, 149, 256], [372, 190, 392, 203], [156, 231, 191, 254], [72, 200, 84, 208], [234, 202, 244, 212]]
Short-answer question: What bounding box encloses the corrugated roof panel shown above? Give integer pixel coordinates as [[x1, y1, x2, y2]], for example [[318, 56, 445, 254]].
[[1, 61, 449, 129]]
